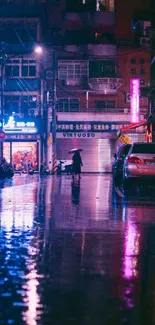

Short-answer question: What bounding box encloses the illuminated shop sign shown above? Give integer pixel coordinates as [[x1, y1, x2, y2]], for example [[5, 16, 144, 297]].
[[130, 78, 140, 123], [56, 122, 131, 132], [2, 116, 38, 134]]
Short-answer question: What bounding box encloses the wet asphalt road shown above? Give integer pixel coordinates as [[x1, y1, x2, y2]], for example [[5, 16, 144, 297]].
[[0, 174, 155, 325]]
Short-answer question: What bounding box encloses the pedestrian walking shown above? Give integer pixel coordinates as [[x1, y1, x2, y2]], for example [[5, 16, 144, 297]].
[[72, 151, 83, 180]]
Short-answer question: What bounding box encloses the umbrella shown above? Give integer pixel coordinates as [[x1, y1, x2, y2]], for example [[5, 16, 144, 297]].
[[68, 148, 83, 154]]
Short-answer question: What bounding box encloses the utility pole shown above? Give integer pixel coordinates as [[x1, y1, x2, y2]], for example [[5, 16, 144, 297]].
[[51, 50, 57, 174], [0, 43, 6, 159], [47, 50, 57, 174], [150, 4, 155, 142]]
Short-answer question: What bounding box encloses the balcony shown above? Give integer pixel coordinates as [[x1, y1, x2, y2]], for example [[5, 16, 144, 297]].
[[0, 3, 44, 17], [56, 106, 130, 113], [88, 77, 124, 93], [4, 79, 41, 91], [64, 79, 85, 87], [64, 11, 115, 26], [87, 44, 116, 56], [56, 107, 147, 123]]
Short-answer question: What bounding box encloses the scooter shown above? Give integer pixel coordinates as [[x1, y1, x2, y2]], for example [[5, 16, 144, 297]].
[[57, 160, 65, 175], [40, 163, 50, 175], [57, 160, 72, 175]]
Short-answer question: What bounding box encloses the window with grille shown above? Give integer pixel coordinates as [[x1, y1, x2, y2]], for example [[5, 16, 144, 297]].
[[21, 96, 37, 114], [89, 60, 115, 78], [57, 98, 80, 112], [4, 95, 37, 115], [58, 61, 87, 79], [96, 100, 115, 111], [4, 95, 20, 112], [5, 58, 36, 78]]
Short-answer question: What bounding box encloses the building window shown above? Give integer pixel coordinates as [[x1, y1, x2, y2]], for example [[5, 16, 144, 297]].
[[130, 68, 136, 74], [96, 100, 115, 111], [140, 68, 145, 75], [140, 58, 145, 64], [22, 60, 36, 77], [96, 0, 115, 12], [57, 98, 80, 112], [4, 95, 20, 113], [5, 65, 19, 77], [107, 100, 115, 108], [89, 60, 115, 78], [58, 61, 87, 79], [5, 58, 36, 78], [130, 58, 136, 64], [21, 96, 37, 114], [4, 95, 38, 115]]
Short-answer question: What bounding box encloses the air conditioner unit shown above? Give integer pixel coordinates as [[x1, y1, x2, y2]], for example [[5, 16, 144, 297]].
[[143, 21, 151, 37], [140, 37, 151, 46], [125, 92, 130, 103], [46, 70, 53, 80]]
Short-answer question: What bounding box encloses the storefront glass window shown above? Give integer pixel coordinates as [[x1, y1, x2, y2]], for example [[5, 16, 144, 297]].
[[12, 142, 38, 171]]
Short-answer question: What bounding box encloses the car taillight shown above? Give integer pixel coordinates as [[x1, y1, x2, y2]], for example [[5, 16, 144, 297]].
[[128, 156, 141, 164]]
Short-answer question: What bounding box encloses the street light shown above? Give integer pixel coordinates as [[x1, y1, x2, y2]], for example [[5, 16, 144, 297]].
[[34, 45, 43, 55]]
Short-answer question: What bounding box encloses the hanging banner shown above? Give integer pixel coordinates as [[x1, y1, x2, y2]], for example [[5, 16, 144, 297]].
[[130, 78, 140, 123]]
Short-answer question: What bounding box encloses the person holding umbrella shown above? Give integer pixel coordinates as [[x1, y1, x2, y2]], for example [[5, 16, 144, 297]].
[[69, 149, 83, 180]]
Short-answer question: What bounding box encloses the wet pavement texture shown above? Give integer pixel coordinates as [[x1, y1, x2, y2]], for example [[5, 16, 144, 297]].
[[0, 174, 155, 324]]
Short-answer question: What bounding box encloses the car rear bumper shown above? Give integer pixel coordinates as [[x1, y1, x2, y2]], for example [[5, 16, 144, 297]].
[[125, 165, 155, 178]]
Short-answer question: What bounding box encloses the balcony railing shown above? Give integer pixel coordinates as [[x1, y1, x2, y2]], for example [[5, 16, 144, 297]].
[[56, 106, 148, 113], [0, 3, 44, 17], [64, 11, 115, 26]]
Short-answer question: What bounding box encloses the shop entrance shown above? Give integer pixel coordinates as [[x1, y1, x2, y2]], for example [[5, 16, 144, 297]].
[[3, 141, 39, 171]]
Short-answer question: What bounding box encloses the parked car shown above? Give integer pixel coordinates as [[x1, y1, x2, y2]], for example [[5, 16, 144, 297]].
[[112, 144, 131, 182], [123, 142, 155, 188]]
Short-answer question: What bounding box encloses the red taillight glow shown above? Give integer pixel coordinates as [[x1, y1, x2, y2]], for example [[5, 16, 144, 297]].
[[128, 156, 141, 164]]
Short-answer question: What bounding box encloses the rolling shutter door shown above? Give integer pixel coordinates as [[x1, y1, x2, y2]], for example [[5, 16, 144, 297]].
[[57, 138, 115, 172]]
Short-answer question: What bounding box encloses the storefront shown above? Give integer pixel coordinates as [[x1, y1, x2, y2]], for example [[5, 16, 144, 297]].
[[56, 121, 145, 173], [2, 116, 42, 171]]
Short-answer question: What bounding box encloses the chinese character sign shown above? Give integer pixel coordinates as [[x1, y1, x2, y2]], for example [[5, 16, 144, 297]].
[[130, 78, 140, 123]]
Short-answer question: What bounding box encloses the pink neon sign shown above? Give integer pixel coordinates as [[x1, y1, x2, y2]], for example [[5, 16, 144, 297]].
[[130, 78, 140, 123]]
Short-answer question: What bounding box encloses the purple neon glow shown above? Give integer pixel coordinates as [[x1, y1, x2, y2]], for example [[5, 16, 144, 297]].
[[130, 78, 140, 123], [123, 222, 139, 279]]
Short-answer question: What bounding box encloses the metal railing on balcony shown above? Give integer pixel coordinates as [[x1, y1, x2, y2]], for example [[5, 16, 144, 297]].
[[56, 106, 148, 113], [57, 107, 148, 115]]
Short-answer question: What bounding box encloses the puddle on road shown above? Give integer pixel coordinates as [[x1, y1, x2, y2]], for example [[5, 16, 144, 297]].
[[0, 175, 154, 325]]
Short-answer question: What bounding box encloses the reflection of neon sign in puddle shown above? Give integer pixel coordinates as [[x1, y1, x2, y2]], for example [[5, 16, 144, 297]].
[[123, 222, 140, 279], [0, 182, 38, 230]]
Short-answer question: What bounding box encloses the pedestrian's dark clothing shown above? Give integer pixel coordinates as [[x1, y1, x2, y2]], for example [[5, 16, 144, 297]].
[[72, 152, 83, 174]]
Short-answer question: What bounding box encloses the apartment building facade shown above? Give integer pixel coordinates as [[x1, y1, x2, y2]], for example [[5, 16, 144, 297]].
[[0, 0, 46, 170], [43, 0, 151, 172], [0, 0, 151, 172]]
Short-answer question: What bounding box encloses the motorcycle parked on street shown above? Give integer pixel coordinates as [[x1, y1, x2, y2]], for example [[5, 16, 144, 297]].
[[57, 160, 72, 175]]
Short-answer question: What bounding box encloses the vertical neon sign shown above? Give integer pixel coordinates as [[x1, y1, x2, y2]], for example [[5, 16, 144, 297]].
[[130, 78, 140, 123]]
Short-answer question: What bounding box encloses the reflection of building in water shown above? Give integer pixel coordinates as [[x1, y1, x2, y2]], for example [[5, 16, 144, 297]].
[[0, 183, 37, 230], [54, 175, 112, 230]]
